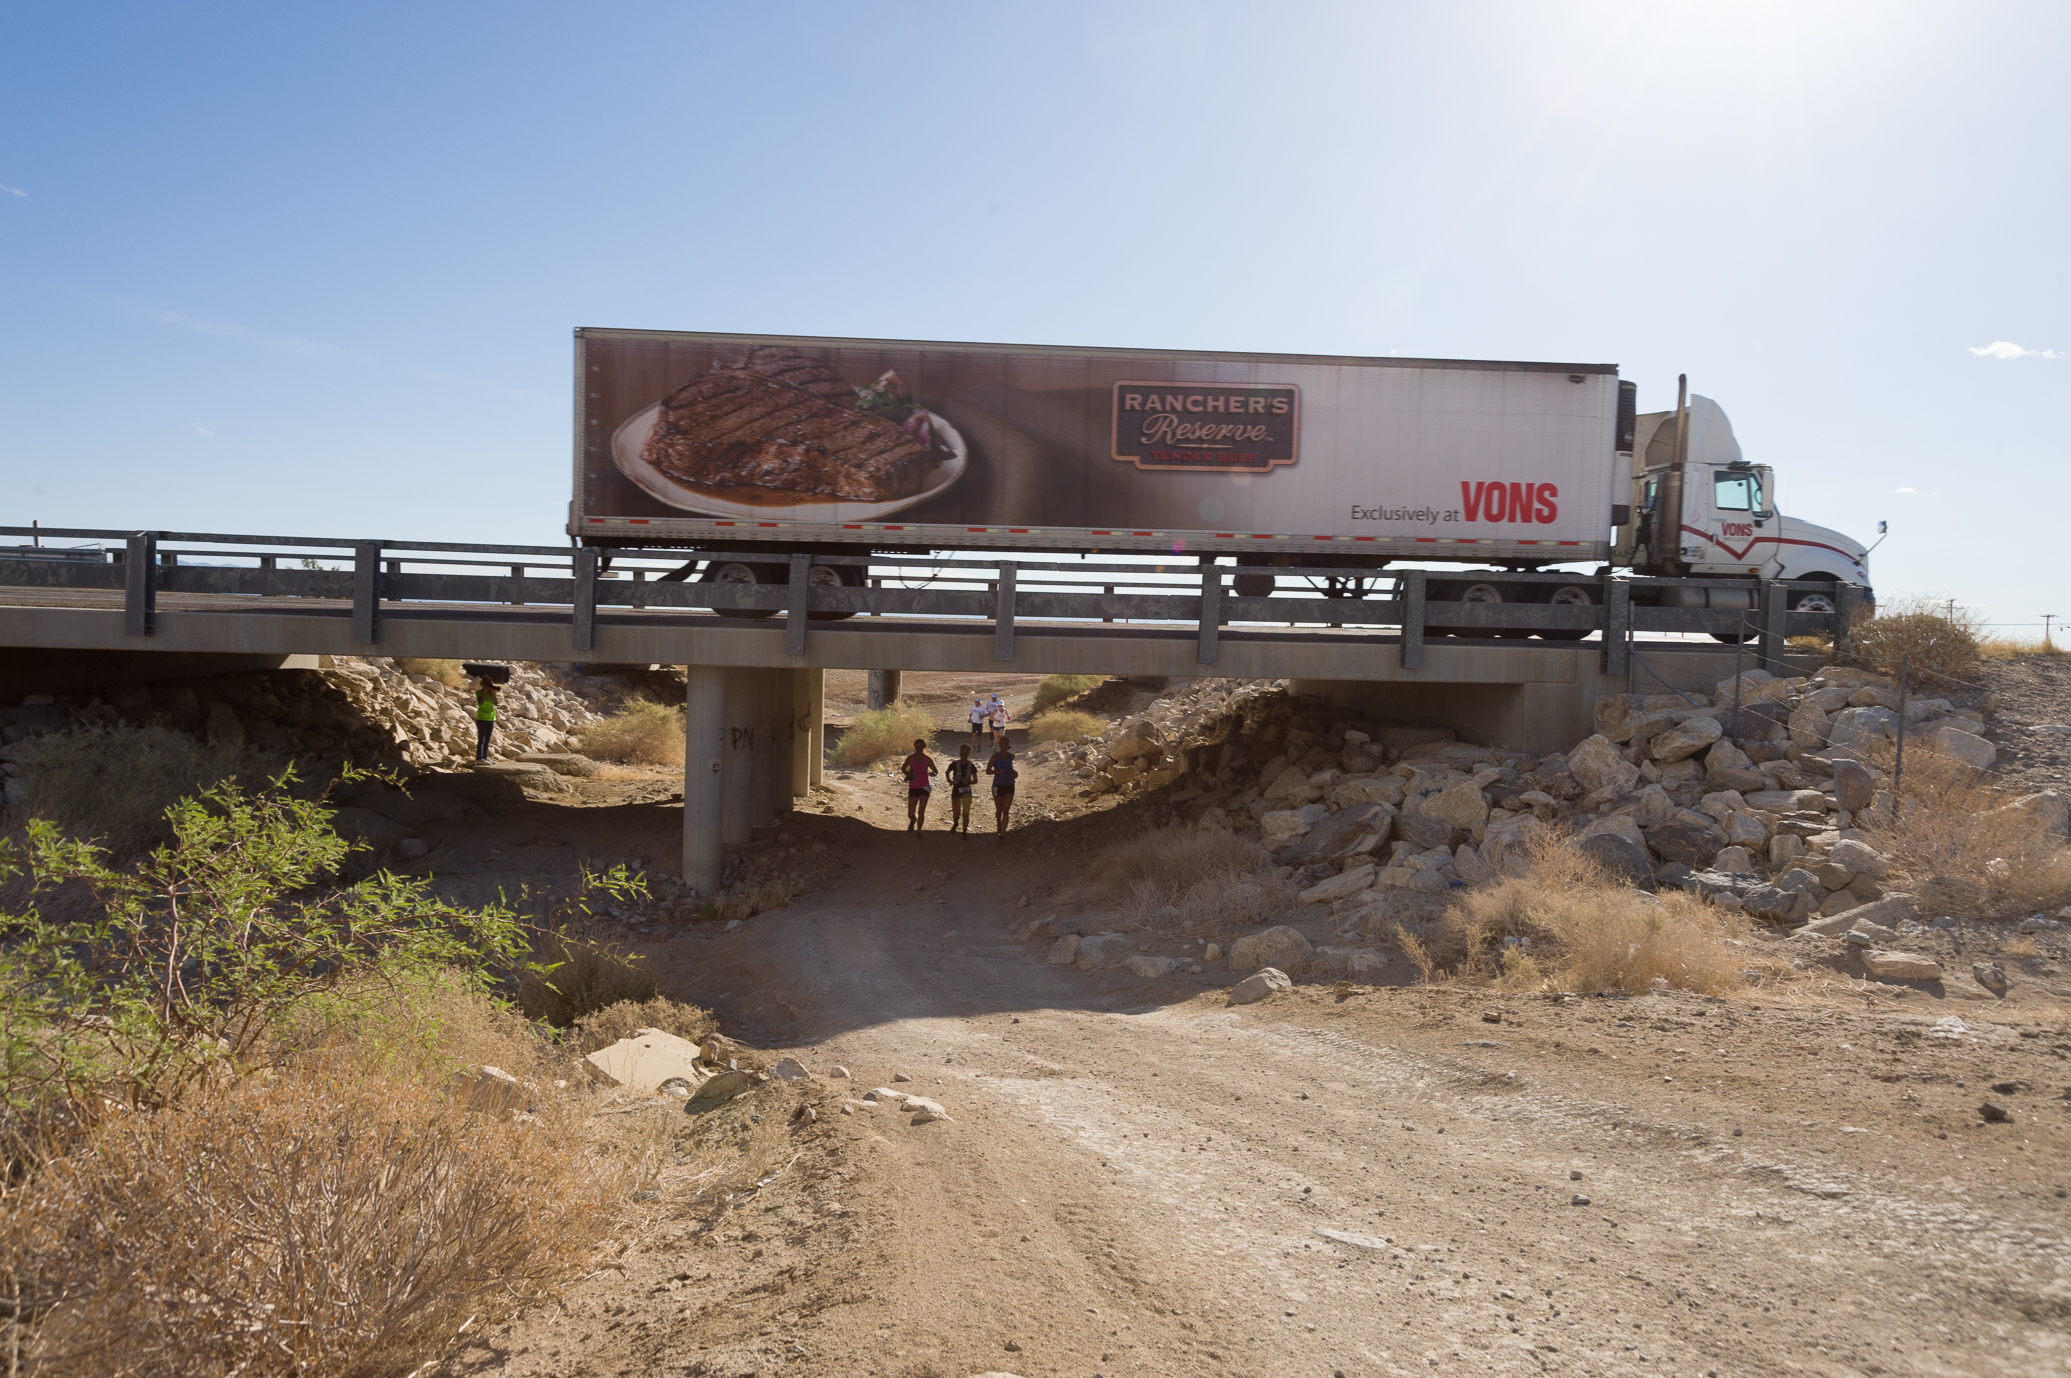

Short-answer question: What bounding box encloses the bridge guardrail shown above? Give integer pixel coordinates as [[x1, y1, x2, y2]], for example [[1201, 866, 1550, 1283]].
[[0, 526, 1860, 674]]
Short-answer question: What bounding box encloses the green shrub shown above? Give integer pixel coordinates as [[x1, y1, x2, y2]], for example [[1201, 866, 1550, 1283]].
[[568, 996, 715, 1055], [3, 723, 292, 856], [1033, 673, 1102, 714], [1029, 709, 1104, 743], [575, 697, 684, 764], [830, 705, 938, 767], [515, 929, 658, 1028], [0, 770, 530, 1115]]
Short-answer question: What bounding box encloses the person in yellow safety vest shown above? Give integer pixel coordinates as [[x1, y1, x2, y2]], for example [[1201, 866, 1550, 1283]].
[[474, 679, 499, 760]]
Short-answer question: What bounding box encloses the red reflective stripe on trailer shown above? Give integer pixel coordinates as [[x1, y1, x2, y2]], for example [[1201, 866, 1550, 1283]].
[[1009, 528, 1029, 533], [1352, 535, 1374, 541], [1214, 533, 1236, 538], [967, 527, 987, 532], [587, 517, 605, 523], [1415, 537, 1436, 543], [841, 524, 863, 529], [629, 518, 650, 524], [1133, 531, 1153, 536], [882, 525, 904, 530], [1558, 541, 1581, 546], [1090, 530, 1112, 535]]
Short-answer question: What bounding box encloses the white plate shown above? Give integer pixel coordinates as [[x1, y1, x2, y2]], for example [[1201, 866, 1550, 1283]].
[[610, 401, 967, 522]]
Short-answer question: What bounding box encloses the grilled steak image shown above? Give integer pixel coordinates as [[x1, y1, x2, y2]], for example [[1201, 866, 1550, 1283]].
[[640, 347, 936, 502]]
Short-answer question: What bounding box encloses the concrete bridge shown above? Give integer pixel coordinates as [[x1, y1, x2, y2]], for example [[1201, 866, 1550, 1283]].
[[1, 525, 1846, 893]]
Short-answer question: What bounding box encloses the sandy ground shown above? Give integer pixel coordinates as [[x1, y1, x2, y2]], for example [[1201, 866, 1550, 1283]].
[[399, 767, 2071, 1378]]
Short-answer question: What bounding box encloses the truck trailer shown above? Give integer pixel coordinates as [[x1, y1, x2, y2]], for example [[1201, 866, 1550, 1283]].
[[569, 329, 1871, 626]]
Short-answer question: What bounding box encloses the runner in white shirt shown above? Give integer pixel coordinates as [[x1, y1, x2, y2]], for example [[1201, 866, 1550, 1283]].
[[968, 697, 989, 749]]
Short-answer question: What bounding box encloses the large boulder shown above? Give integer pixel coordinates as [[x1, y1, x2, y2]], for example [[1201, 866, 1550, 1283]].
[[467, 760, 572, 794], [1422, 779, 1490, 829], [417, 769, 529, 805], [1861, 950, 1942, 981], [1262, 764, 1321, 802], [1575, 831, 1656, 891], [1632, 784, 1676, 826], [1566, 735, 1639, 795], [1228, 967, 1293, 1004], [1650, 717, 1724, 763], [1827, 838, 1890, 879], [1479, 814, 1546, 875], [2004, 790, 2070, 839], [1390, 813, 1459, 852], [1580, 813, 1646, 852], [1262, 804, 1330, 845], [1831, 759, 1876, 813], [1452, 843, 1500, 888], [1229, 926, 1313, 975], [518, 752, 601, 778], [1715, 670, 1789, 706], [1828, 706, 1898, 748], [1840, 893, 1918, 930], [1787, 703, 1833, 749], [1298, 865, 1377, 905], [1308, 947, 1389, 981], [1743, 788, 1827, 814], [1280, 803, 1395, 864], [1643, 814, 1728, 868], [1335, 775, 1406, 808], [1928, 724, 1996, 769]]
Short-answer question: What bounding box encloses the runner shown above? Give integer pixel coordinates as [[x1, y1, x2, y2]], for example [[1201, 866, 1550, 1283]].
[[900, 737, 938, 831], [967, 696, 989, 749], [945, 745, 980, 834], [986, 742, 1017, 841], [988, 697, 1012, 752]]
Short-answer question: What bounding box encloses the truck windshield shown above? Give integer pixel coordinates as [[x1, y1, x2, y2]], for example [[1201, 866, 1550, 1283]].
[[1714, 471, 1762, 512]]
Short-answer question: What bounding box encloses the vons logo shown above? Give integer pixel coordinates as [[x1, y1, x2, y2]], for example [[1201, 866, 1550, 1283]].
[[1720, 521, 1754, 538], [1461, 480, 1559, 524], [1112, 381, 1300, 473]]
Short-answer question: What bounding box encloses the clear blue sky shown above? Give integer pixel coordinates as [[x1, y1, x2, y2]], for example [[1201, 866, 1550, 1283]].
[[2, 3, 2063, 627]]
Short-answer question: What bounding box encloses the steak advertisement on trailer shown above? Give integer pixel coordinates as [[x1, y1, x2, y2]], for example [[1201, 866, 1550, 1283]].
[[571, 329, 1619, 559]]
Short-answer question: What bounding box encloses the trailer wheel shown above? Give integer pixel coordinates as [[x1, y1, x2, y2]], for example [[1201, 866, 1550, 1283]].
[[699, 560, 780, 619], [1429, 580, 1522, 638], [808, 563, 863, 621], [1536, 583, 1598, 642], [1233, 572, 1276, 599]]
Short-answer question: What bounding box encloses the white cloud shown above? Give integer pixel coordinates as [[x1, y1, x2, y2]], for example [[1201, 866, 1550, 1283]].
[[195, 426, 214, 436], [1896, 486, 1916, 493], [1969, 340, 2060, 360], [1, 185, 24, 198]]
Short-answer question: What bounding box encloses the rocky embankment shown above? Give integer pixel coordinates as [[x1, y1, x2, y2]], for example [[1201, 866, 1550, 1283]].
[[0, 658, 642, 806], [1022, 667, 2070, 986]]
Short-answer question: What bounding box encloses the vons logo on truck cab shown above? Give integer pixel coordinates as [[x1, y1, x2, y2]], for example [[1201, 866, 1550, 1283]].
[[1111, 382, 1300, 473], [1461, 481, 1559, 524]]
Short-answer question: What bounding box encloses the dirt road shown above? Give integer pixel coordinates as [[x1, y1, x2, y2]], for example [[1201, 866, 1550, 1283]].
[[456, 798, 2071, 1378]]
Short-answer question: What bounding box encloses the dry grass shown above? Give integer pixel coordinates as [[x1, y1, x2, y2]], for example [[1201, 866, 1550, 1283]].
[[1029, 708, 1105, 744], [392, 656, 467, 687], [1033, 674, 1103, 714], [829, 705, 937, 768], [1, 724, 292, 855], [1855, 746, 2071, 916], [517, 929, 659, 1028], [1418, 844, 1753, 994], [1850, 596, 1985, 688], [1980, 635, 2066, 659], [1067, 825, 1294, 933], [569, 996, 716, 1056], [0, 984, 639, 1378], [575, 698, 685, 766]]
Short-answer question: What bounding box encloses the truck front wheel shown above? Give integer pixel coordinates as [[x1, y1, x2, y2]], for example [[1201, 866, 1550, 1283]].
[[1535, 582, 1598, 642]]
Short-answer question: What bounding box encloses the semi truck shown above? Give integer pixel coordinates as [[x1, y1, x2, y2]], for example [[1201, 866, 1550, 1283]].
[[569, 329, 1871, 629]]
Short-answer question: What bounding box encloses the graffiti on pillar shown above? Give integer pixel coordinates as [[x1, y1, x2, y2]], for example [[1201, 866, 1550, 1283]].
[[730, 726, 757, 750]]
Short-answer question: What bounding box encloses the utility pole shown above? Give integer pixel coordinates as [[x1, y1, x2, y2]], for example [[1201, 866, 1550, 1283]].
[[2044, 613, 2058, 648]]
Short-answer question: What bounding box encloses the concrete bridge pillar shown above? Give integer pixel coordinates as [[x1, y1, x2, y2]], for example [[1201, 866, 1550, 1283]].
[[792, 669, 821, 797], [867, 669, 901, 710], [682, 665, 726, 898], [751, 668, 784, 829], [721, 668, 757, 846]]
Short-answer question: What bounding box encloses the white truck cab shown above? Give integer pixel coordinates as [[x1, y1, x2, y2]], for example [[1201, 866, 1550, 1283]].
[[1615, 394, 1869, 615]]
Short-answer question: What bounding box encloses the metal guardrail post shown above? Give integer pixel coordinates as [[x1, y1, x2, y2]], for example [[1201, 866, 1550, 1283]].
[[1196, 566, 1222, 666], [352, 542, 382, 645], [1600, 576, 1630, 676], [1399, 570, 1425, 669], [994, 561, 1017, 662], [1834, 584, 1864, 665], [784, 552, 810, 656], [572, 547, 599, 652], [1759, 580, 1788, 672], [1103, 585, 1115, 623], [123, 532, 155, 637]]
